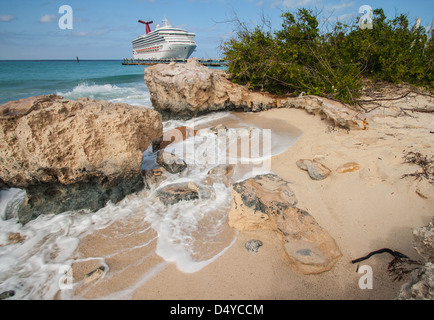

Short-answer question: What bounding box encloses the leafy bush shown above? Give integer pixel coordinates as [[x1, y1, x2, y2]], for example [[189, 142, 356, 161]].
[[222, 8, 433, 104]]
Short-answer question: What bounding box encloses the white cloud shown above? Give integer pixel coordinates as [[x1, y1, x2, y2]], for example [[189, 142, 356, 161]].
[[39, 14, 58, 23], [73, 28, 110, 37], [0, 14, 16, 22], [331, 2, 355, 11]]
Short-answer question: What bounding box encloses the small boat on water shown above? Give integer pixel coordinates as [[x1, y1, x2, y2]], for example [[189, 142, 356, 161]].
[[131, 18, 197, 60]]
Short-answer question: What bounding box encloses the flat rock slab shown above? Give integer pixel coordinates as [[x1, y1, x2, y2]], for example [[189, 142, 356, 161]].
[[229, 174, 342, 274], [156, 182, 200, 205]]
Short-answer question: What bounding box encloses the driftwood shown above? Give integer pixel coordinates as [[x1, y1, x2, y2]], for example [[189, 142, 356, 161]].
[[356, 88, 434, 114], [351, 248, 410, 264], [352, 248, 423, 281]]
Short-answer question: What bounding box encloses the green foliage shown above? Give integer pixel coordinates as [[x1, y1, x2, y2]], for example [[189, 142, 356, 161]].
[[222, 8, 433, 104]]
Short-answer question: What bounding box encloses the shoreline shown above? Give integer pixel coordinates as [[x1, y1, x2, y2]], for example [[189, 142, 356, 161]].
[[66, 106, 433, 300]]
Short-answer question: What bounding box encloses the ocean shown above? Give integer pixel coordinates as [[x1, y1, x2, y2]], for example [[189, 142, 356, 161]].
[[0, 60, 151, 107], [0, 60, 301, 299]]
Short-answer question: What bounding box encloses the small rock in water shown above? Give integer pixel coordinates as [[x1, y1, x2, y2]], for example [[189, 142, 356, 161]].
[[156, 182, 200, 205], [83, 266, 105, 285], [245, 240, 263, 253], [143, 167, 167, 189], [205, 164, 235, 187], [210, 124, 228, 135], [8, 233, 26, 244], [0, 290, 15, 300], [156, 151, 187, 174]]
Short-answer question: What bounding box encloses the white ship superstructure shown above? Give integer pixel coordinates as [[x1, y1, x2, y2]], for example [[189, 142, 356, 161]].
[[132, 18, 197, 60]]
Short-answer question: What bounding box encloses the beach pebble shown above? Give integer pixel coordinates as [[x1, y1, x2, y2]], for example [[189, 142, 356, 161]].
[[296, 159, 331, 181], [83, 266, 105, 285], [0, 290, 15, 300], [245, 240, 263, 253]]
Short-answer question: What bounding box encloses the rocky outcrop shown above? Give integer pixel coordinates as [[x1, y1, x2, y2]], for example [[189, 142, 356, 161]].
[[396, 263, 433, 300], [412, 218, 434, 264], [228, 174, 342, 274], [0, 95, 163, 223], [397, 218, 434, 300], [144, 58, 368, 130]]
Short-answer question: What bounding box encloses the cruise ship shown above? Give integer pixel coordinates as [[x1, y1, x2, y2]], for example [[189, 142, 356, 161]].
[[132, 18, 197, 60]]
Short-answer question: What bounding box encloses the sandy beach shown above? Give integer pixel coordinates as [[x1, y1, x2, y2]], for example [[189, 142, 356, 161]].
[[64, 101, 433, 300]]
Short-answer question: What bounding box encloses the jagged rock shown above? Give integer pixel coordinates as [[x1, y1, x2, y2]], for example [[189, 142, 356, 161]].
[[156, 182, 200, 205], [0, 178, 6, 190], [397, 218, 434, 300], [145, 58, 367, 129], [296, 159, 332, 181], [156, 151, 187, 174], [0, 95, 163, 223], [145, 58, 274, 120], [413, 218, 434, 263], [0, 290, 15, 300], [336, 162, 361, 174], [205, 164, 235, 187], [8, 232, 26, 244], [282, 95, 368, 130], [210, 124, 228, 135], [396, 263, 434, 300], [245, 240, 263, 253], [228, 174, 341, 274], [143, 167, 167, 189]]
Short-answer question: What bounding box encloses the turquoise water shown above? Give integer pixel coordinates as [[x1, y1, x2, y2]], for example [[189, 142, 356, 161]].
[[0, 60, 152, 107]]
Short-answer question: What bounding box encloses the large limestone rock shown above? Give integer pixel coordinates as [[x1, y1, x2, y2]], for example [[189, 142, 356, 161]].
[[396, 263, 433, 300], [145, 58, 274, 120], [228, 174, 342, 274], [412, 218, 434, 264], [397, 218, 434, 300], [0, 95, 163, 223], [144, 58, 367, 129]]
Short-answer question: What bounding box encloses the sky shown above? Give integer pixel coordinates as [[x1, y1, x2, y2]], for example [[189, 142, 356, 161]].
[[0, 0, 433, 60]]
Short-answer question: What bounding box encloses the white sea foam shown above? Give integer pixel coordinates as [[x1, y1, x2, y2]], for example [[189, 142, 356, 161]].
[[57, 82, 152, 108], [0, 106, 302, 299]]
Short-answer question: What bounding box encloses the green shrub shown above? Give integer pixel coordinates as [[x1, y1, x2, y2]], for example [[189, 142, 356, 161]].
[[222, 8, 433, 105]]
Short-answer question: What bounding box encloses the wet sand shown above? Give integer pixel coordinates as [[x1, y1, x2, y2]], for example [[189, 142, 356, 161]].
[[65, 106, 433, 300]]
